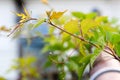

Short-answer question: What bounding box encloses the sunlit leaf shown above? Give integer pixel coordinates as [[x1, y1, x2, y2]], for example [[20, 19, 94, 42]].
[[72, 12, 97, 20], [111, 33, 120, 44], [59, 16, 72, 24], [62, 20, 80, 39], [23, 7, 30, 17], [72, 12, 85, 20], [41, 0, 48, 5], [15, 7, 31, 23], [81, 19, 99, 35], [102, 24, 117, 32], [8, 8, 33, 36], [95, 16, 108, 23], [90, 48, 103, 68], [49, 26, 55, 34], [50, 11, 66, 20], [0, 26, 11, 32], [86, 12, 97, 19], [79, 44, 86, 56], [78, 54, 92, 79], [107, 42, 114, 50]]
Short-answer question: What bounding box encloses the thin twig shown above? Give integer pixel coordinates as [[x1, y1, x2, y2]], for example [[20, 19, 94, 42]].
[[17, 18, 37, 24], [105, 46, 120, 61], [7, 24, 20, 37], [8, 18, 37, 37]]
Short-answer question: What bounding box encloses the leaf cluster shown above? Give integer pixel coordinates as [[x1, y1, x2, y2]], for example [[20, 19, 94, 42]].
[[6, 7, 120, 80]]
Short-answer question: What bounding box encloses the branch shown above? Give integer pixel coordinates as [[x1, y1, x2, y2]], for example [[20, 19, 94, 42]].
[[47, 21, 100, 48], [47, 20, 120, 61], [105, 46, 120, 61], [8, 18, 38, 37]]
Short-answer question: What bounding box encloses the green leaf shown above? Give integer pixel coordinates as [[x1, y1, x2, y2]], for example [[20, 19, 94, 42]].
[[90, 48, 103, 68], [72, 12, 97, 20], [44, 59, 52, 68], [86, 12, 97, 19], [62, 20, 80, 39], [67, 60, 79, 71], [49, 26, 55, 34], [115, 45, 120, 57], [78, 54, 92, 79], [101, 23, 117, 33], [105, 31, 112, 42], [59, 16, 71, 24], [72, 12, 85, 20], [64, 20, 79, 33], [79, 54, 92, 64], [33, 18, 45, 29], [81, 19, 99, 34], [111, 33, 120, 44], [59, 69, 65, 80], [95, 16, 108, 23]]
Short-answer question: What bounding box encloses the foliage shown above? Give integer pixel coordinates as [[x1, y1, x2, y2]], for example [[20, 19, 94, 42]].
[[0, 77, 6, 80], [9, 56, 40, 80], [1, 1, 120, 80]]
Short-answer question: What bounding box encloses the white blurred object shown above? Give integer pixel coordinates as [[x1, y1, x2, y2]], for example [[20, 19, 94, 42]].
[[0, 0, 18, 80]]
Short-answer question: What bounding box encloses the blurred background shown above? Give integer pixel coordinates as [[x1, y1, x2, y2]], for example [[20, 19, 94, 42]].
[[0, 0, 120, 80]]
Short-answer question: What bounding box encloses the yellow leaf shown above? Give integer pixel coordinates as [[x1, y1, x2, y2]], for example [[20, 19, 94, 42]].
[[62, 32, 69, 40], [9, 8, 31, 36], [50, 11, 66, 20], [62, 20, 80, 39], [79, 43, 86, 56], [95, 16, 108, 23], [64, 20, 79, 33], [0, 77, 5, 80], [81, 19, 99, 34], [107, 42, 114, 50], [41, 0, 48, 5], [102, 23, 117, 32], [0, 26, 11, 32], [15, 8, 30, 23], [46, 11, 52, 17], [16, 13, 24, 17], [20, 19, 26, 23], [87, 32, 94, 37], [23, 7, 30, 17]]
